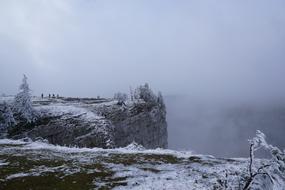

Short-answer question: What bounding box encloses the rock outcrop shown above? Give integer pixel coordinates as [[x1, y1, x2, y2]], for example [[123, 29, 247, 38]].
[[2, 98, 168, 149], [97, 100, 168, 149]]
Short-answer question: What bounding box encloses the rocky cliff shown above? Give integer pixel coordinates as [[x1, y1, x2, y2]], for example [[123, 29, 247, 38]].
[[2, 97, 168, 149], [96, 100, 168, 149]]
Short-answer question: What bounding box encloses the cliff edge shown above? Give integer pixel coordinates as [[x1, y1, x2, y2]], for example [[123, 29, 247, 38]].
[[1, 97, 168, 149]]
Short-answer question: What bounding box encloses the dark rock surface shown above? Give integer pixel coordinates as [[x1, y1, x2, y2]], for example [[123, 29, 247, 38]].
[[97, 101, 168, 149]]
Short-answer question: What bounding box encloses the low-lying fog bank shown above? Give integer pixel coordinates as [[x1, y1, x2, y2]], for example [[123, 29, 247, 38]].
[[166, 95, 285, 157]]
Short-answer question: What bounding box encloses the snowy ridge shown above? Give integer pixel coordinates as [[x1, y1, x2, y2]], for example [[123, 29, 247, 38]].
[[0, 138, 192, 158]]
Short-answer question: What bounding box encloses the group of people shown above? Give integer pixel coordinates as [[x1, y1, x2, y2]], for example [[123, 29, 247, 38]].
[[41, 94, 59, 99]]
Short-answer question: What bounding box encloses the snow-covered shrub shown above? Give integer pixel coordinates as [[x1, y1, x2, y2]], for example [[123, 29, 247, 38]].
[[114, 92, 128, 105], [243, 130, 285, 190], [0, 102, 16, 128], [129, 86, 134, 101], [134, 83, 157, 104], [13, 75, 36, 123], [132, 83, 166, 115]]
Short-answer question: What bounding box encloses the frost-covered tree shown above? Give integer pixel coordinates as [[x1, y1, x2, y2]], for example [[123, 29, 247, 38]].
[[13, 75, 36, 123], [157, 91, 166, 109], [134, 83, 156, 103], [243, 130, 285, 190], [1, 102, 16, 128], [114, 92, 128, 105], [129, 86, 134, 101]]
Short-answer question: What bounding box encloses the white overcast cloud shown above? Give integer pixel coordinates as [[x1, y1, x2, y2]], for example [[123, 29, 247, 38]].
[[0, 0, 285, 102]]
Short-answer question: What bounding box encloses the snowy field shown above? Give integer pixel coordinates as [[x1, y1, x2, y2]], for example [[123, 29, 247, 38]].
[[1, 138, 283, 190]]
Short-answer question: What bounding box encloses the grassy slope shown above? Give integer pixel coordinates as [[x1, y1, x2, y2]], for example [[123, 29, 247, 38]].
[[0, 140, 256, 190]]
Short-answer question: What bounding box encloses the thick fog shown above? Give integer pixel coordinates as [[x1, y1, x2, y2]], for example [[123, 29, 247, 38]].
[[1, 1, 285, 156], [166, 95, 285, 157]]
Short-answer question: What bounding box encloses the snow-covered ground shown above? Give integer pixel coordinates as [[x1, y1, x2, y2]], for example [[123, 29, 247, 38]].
[[35, 103, 103, 121], [0, 96, 14, 104], [0, 138, 283, 190]]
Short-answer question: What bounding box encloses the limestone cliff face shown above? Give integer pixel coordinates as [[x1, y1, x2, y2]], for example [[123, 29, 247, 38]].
[[23, 114, 115, 148], [5, 98, 168, 149], [97, 101, 168, 149]]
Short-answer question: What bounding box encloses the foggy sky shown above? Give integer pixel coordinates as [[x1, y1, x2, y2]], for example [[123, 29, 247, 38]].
[[1, 0, 285, 102]]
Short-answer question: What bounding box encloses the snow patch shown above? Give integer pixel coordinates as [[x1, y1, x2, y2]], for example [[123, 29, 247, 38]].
[[6, 173, 32, 180], [123, 141, 146, 151], [0, 138, 28, 145], [0, 138, 192, 158], [0, 160, 9, 166], [36, 104, 103, 121]]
